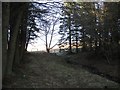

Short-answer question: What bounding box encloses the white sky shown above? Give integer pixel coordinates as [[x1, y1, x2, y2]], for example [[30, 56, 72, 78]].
[[27, 28, 61, 51], [27, 1, 63, 52]]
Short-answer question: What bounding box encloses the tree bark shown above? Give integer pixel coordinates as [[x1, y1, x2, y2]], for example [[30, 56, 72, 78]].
[[13, 33, 20, 66], [6, 10, 24, 75], [2, 3, 10, 79], [16, 3, 28, 63], [68, 14, 72, 53], [75, 31, 78, 53], [19, 22, 27, 61]]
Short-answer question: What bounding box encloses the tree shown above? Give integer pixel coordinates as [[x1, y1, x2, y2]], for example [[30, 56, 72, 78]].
[[58, 1, 120, 62], [36, 2, 62, 53], [6, 3, 28, 75], [2, 2, 63, 79], [2, 2, 10, 79]]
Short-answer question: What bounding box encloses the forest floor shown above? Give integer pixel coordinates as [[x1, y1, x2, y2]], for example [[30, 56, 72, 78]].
[[3, 51, 120, 88], [61, 52, 120, 84]]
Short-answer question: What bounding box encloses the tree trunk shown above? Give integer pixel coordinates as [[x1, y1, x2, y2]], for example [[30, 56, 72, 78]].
[[20, 3, 28, 61], [16, 11, 28, 63], [13, 34, 20, 66], [19, 26, 27, 61], [6, 10, 24, 75], [25, 32, 30, 51], [68, 14, 72, 53], [82, 29, 86, 52], [46, 48, 50, 53], [76, 31, 78, 53], [2, 3, 10, 79]]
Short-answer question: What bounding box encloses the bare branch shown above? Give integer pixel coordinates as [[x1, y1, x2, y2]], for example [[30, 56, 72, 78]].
[[48, 18, 59, 48]]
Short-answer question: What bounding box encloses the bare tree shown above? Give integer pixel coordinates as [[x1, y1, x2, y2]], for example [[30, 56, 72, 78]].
[[34, 2, 62, 53], [39, 17, 60, 53]]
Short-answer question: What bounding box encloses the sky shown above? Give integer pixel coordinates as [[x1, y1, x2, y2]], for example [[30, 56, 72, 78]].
[[27, 27, 61, 51], [27, 19, 61, 51], [27, 1, 62, 51]]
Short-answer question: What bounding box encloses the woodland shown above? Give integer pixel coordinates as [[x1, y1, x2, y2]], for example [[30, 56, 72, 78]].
[[2, 1, 120, 88]]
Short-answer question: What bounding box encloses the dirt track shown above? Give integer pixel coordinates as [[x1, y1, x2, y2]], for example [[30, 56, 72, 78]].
[[3, 52, 120, 88]]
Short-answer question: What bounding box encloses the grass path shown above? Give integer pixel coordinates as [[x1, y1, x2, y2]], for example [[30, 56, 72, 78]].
[[3, 52, 120, 88]]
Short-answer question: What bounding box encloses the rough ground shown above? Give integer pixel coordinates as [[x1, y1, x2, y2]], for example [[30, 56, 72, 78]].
[[3, 52, 120, 88]]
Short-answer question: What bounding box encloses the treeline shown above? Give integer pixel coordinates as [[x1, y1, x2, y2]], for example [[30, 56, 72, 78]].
[[58, 2, 120, 63], [2, 2, 49, 80]]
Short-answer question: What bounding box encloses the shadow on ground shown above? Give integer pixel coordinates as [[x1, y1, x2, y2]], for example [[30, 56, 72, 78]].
[[3, 51, 120, 88]]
